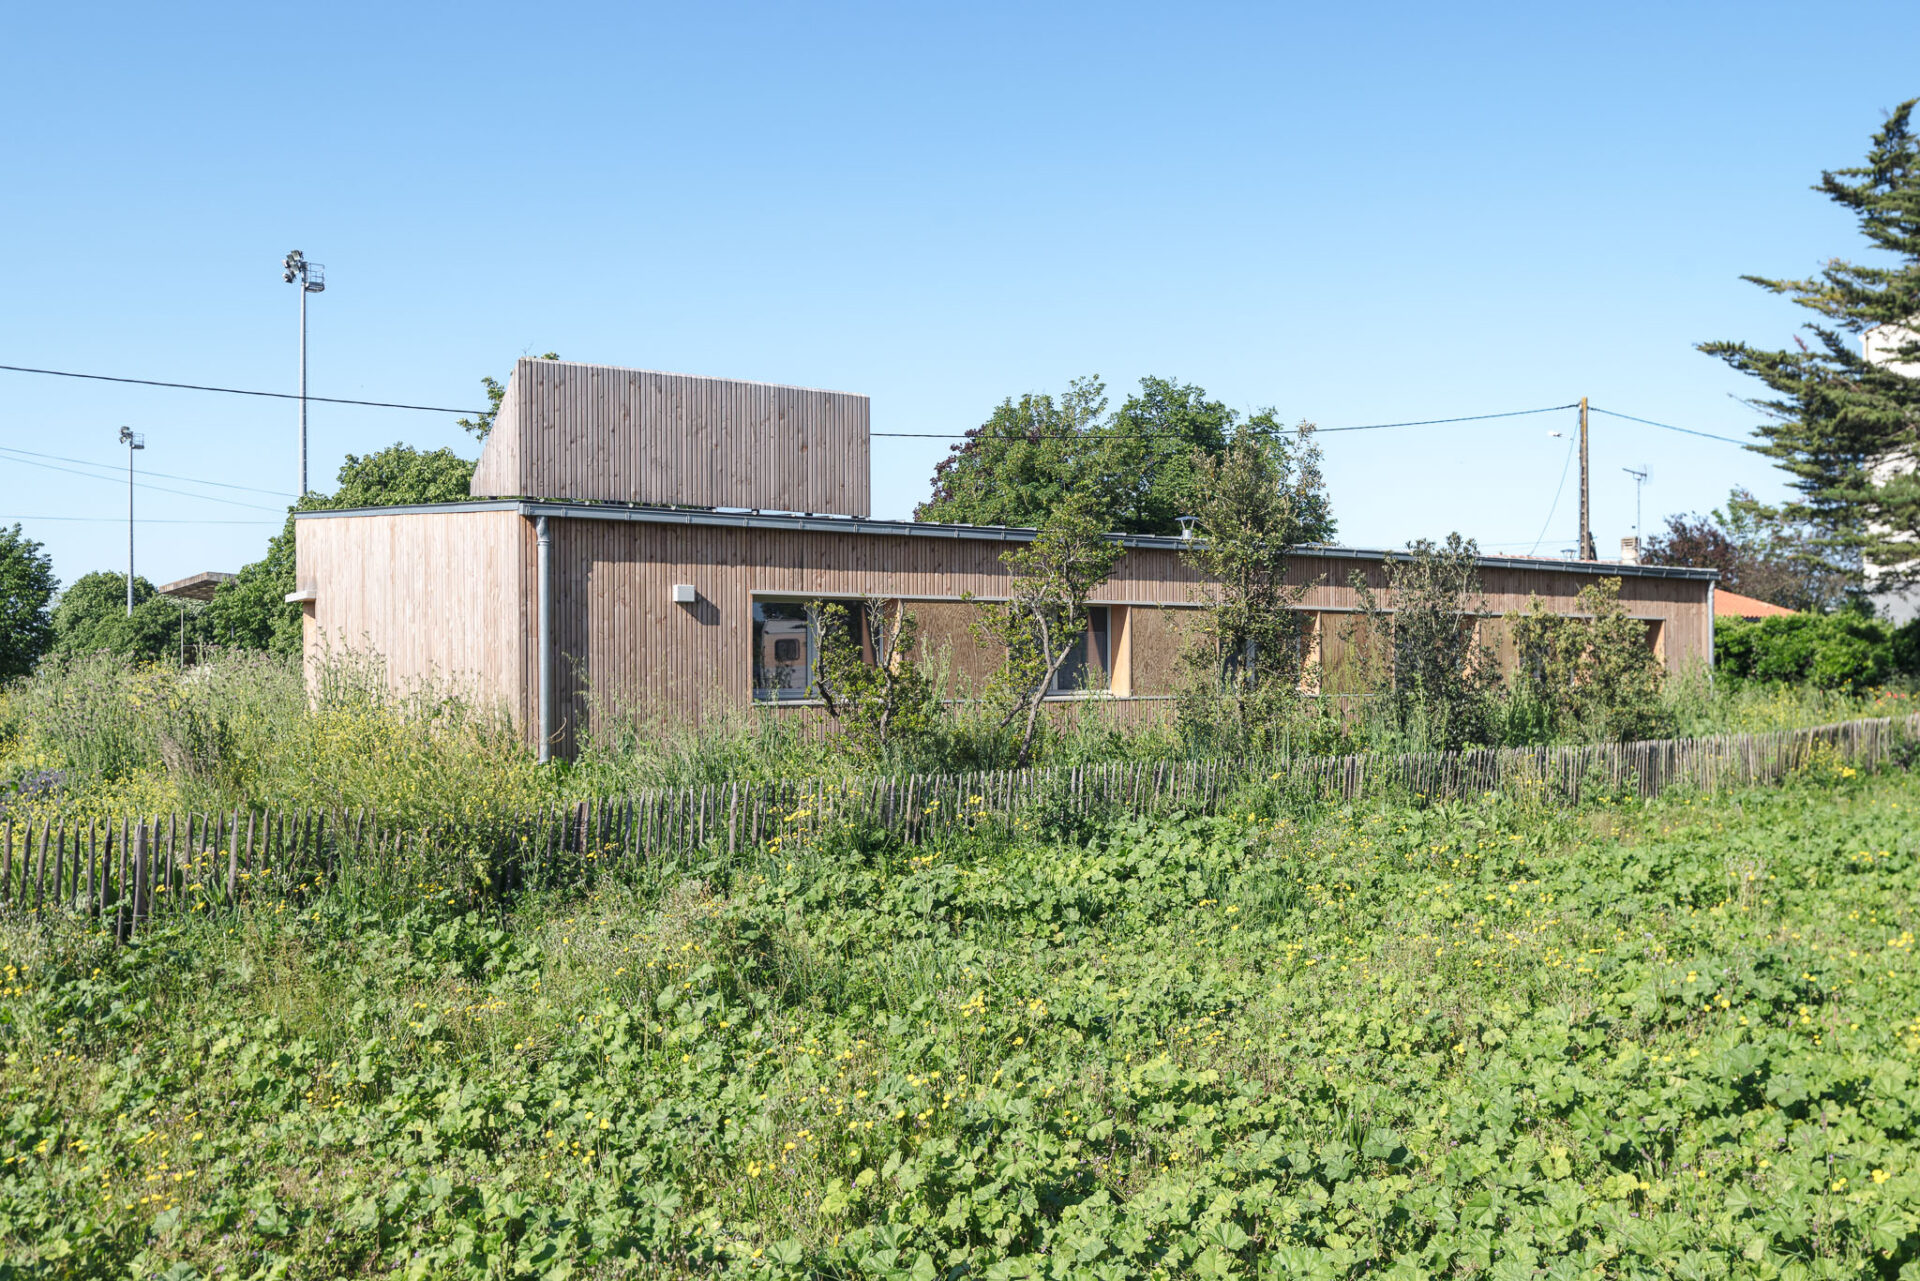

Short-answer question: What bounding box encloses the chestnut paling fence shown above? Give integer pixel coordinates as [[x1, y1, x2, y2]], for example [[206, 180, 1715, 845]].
[[2, 714, 1912, 940]]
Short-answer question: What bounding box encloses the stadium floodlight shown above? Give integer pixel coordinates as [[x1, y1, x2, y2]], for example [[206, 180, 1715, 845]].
[[282, 251, 325, 495], [119, 426, 145, 615]]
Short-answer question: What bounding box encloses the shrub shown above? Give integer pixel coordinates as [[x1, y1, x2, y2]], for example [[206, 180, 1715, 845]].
[[808, 598, 942, 762], [1509, 578, 1670, 742], [1715, 613, 1891, 689]]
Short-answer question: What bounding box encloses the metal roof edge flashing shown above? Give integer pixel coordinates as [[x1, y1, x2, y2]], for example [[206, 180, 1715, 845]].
[[294, 500, 1716, 580]]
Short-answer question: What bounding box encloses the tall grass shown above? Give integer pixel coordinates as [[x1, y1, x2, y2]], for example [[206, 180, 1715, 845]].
[[0, 650, 551, 826], [3, 649, 1914, 828]]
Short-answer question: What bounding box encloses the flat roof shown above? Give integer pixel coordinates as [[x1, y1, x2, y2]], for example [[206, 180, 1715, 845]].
[[156, 570, 236, 601], [295, 499, 1719, 581]]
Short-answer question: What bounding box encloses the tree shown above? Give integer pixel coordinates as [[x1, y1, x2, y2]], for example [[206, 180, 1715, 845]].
[[1177, 424, 1333, 751], [1509, 578, 1669, 742], [206, 445, 480, 656], [974, 494, 1125, 765], [1700, 101, 1920, 592], [0, 524, 57, 678], [457, 353, 560, 440], [48, 571, 203, 665], [917, 378, 1109, 530], [1351, 535, 1501, 752], [807, 597, 941, 760], [1715, 613, 1893, 688], [1641, 487, 1853, 612], [917, 376, 1314, 537]]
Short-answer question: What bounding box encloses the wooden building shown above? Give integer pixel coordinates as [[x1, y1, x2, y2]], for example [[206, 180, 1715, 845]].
[[293, 360, 1717, 755]]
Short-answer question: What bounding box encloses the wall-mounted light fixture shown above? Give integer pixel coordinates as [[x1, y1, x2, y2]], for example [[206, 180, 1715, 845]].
[[672, 584, 698, 604]]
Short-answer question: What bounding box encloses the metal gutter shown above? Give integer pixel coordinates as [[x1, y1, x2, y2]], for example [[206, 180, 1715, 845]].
[[294, 499, 1720, 582]]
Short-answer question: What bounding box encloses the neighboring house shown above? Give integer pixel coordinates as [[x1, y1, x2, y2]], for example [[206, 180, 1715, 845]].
[[1864, 324, 1920, 622], [291, 359, 1717, 755], [1714, 590, 1795, 623]]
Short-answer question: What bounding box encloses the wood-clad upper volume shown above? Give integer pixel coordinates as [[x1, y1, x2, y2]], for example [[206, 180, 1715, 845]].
[[469, 358, 871, 515]]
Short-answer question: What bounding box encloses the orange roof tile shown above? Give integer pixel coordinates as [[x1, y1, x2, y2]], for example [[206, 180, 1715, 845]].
[[1715, 589, 1795, 620]]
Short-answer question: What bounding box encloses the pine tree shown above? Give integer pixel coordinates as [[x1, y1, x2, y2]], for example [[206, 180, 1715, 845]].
[[1700, 100, 1920, 591]]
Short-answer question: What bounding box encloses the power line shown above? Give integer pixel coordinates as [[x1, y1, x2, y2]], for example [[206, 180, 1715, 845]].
[[0, 444, 295, 497], [1528, 433, 1579, 556], [0, 515, 277, 525], [1587, 406, 1753, 446], [0, 450, 287, 512], [872, 403, 1580, 440], [0, 362, 485, 415], [0, 357, 1762, 449]]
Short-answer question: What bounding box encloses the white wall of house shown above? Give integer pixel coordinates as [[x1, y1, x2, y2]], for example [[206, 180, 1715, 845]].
[[1864, 326, 1920, 622]]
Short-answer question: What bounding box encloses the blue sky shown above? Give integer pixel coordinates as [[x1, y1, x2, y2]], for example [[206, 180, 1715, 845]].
[[3, 2, 1917, 589]]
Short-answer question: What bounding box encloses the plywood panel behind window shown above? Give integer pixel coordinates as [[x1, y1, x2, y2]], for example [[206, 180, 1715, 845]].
[[1474, 614, 1520, 682], [1125, 606, 1192, 697], [1317, 611, 1386, 697], [902, 601, 1002, 699]]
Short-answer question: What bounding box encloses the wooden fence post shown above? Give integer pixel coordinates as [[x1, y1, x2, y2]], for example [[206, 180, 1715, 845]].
[[227, 810, 240, 906], [32, 821, 47, 912]]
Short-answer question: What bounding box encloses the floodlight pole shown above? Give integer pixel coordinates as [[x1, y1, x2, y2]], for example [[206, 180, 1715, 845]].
[[119, 426, 144, 615], [283, 251, 325, 496], [127, 439, 134, 615], [299, 276, 308, 494]]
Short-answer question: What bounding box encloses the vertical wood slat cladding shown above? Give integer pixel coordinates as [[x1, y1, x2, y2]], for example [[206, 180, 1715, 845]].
[[469, 359, 871, 516], [899, 602, 1002, 697], [467, 380, 522, 498], [295, 511, 529, 723], [298, 508, 1713, 751]]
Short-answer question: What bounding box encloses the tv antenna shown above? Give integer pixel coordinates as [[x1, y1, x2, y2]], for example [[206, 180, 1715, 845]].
[[1622, 465, 1650, 541]]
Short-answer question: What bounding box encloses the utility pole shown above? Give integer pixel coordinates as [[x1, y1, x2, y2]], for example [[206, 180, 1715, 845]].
[[1578, 397, 1596, 561], [282, 251, 325, 495], [119, 426, 144, 615]]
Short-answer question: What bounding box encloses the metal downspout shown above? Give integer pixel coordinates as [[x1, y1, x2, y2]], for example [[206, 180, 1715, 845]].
[[1706, 578, 1716, 687], [537, 515, 554, 762]]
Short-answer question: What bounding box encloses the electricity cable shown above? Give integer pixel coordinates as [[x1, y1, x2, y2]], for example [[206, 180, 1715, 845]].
[[0, 362, 486, 415], [1587, 406, 1753, 446], [0, 360, 1761, 447], [871, 404, 1580, 439], [1527, 433, 1579, 557], [0, 450, 287, 512], [0, 444, 295, 497], [0, 515, 277, 525]]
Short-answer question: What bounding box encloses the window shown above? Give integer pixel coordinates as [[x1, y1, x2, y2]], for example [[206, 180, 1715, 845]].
[[1052, 606, 1110, 694], [751, 599, 880, 702], [753, 602, 816, 702]]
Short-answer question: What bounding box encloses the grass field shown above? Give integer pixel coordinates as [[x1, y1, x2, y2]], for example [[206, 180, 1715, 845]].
[[3, 764, 1918, 1279]]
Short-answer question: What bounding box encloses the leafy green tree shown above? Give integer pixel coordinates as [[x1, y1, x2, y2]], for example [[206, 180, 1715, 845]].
[[807, 597, 941, 760], [1716, 612, 1894, 688], [918, 376, 1321, 538], [48, 571, 203, 664], [1640, 487, 1853, 613], [1509, 578, 1669, 742], [1700, 101, 1920, 592], [1177, 425, 1332, 751], [1351, 535, 1501, 751], [917, 377, 1109, 530], [456, 353, 560, 440], [206, 445, 480, 656], [0, 524, 58, 678], [974, 494, 1125, 765]]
